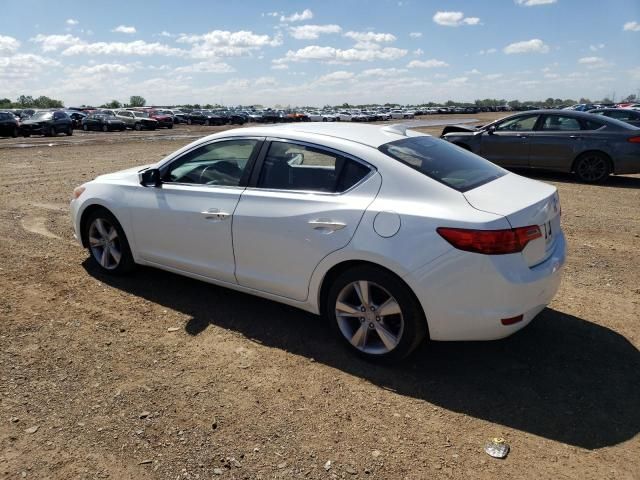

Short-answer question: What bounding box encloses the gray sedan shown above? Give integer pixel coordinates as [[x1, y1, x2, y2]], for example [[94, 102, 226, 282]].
[[442, 110, 640, 183]]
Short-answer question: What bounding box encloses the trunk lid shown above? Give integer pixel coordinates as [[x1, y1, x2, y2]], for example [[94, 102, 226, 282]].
[[463, 173, 561, 267]]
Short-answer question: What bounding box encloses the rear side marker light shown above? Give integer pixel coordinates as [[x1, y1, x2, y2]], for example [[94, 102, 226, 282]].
[[437, 226, 542, 255], [501, 315, 524, 326], [628, 136, 640, 143]]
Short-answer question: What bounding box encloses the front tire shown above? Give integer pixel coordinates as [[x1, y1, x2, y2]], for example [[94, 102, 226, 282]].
[[66, 126, 73, 136], [326, 265, 427, 362], [134, 123, 142, 131], [574, 152, 611, 183], [84, 208, 135, 274], [102, 125, 108, 132]]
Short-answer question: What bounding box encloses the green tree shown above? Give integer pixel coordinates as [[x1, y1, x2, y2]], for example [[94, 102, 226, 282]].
[[101, 99, 122, 109], [129, 95, 146, 107]]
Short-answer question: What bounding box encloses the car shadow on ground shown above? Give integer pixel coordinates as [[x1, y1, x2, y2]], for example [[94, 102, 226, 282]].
[[84, 261, 640, 450], [510, 168, 640, 189]]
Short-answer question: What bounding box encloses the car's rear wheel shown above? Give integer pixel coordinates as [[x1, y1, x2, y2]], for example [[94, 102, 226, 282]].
[[83, 124, 88, 131], [12, 127, 18, 138], [168, 123, 173, 129], [66, 126, 73, 136], [574, 152, 611, 183], [102, 125, 108, 132], [134, 123, 142, 131], [187, 118, 192, 125], [327, 265, 427, 362], [84, 209, 135, 274]]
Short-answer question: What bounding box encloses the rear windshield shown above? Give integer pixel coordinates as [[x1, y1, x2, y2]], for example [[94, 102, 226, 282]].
[[379, 136, 506, 192]]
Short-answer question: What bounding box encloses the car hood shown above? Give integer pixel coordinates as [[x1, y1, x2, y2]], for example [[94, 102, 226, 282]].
[[95, 164, 153, 181]]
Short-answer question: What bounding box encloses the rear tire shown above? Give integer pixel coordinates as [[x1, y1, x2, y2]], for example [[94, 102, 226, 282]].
[[574, 152, 611, 183], [326, 265, 427, 362], [83, 124, 88, 131], [12, 127, 18, 138], [66, 126, 73, 136], [83, 208, 135, 275], [134, 123, 142, 131], [102, 125, 108, 132]]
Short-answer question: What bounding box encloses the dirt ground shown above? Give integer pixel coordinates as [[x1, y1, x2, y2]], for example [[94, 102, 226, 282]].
[[0, 115, 638, 479]]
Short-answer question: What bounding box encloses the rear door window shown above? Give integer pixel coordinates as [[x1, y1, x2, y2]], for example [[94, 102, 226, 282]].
[[256, 141, 372, 193], [379, 136, 505, 192], [540, 115, 582, 131]]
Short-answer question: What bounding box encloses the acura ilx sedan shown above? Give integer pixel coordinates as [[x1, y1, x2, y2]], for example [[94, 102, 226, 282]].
[[70, 123, 566, 361]]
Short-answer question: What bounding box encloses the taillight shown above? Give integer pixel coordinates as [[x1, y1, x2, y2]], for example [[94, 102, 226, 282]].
[[437, 226, 542, 255], [627, 136, 640, 143]]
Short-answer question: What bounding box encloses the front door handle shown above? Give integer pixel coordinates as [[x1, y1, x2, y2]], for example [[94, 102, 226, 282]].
[[517, 134, 529, 139], [201, 208, 230, 221], [308, 219, 347, 232], [569, 135, 581, 139]]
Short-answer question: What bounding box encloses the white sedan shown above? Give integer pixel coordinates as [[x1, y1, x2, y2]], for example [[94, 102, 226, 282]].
[[70, 123, 566, 361]]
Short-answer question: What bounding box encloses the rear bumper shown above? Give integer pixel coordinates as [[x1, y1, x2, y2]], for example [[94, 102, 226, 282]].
[[613, 152, 640, 175], [405, 231, 566, 341]]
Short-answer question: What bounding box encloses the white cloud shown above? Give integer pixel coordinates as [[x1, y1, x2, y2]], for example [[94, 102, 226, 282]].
[[177, 30, 281, 58], [623, 21, 640, 32], [409, 32, 422, 38], [0, 54, 60, 80], [485, 73, 503, 80], [578, 56, 611, 69], [73, 63, 138, 74], [504, 38, 549, 54], [62, 40, 185, 57], [276, 45, 407, 64], [254, 76, 277, 87], [271, 63, 289, 70], [413, 48, 424, 56], [112, 25, 136, 34], [589, 43, 605, 51], [515, 0, 557, 5], [289, 24, 342, 40], [449, 77, 469, 84], [466, 68, 481, 75], [478, 48, 497, 55], [0, 35, 20, 54], [31, 34, 83, 52], [360, 67, 408, 77], [433, 11, 481, 27], [343, 31, 397, 50], [317, 71, 355, 83], [407, 59, 449, 68], [174, 61, 235, 73], [280, 9, 313, 23], [66, 18, 79, 26]]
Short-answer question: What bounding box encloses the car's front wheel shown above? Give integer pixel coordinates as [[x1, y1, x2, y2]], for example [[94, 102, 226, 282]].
[[574, 152, 611, 183], [326, 265, 427, 362], [84, 208, 135, 274]]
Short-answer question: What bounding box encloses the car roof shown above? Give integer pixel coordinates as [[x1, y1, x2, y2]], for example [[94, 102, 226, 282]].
[[233, 123, 423, 148]]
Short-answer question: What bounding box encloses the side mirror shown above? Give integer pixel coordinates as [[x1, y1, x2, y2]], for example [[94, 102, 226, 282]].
[[140, 168, 162, 187], [487, 125, 496, 135]]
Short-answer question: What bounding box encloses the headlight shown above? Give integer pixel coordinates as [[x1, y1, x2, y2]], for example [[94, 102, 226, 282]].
[[72, 186, 86, 199]]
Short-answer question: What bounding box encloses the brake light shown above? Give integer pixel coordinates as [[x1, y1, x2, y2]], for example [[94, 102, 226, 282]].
[[437, 226, 542, 255], [628, 136, 640, 143]]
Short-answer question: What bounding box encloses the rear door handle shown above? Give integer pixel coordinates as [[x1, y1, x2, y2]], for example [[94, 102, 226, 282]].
[[201, 208, 230, 221], [517, 134, 529, 139], [308, 219, 347, 232], [569, 135, 581, 139]]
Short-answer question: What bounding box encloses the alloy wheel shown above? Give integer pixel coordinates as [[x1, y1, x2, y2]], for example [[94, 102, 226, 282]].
[[335, 280, 404, 355], [88, 218, 122, 270], [576, 155, 608, 182]]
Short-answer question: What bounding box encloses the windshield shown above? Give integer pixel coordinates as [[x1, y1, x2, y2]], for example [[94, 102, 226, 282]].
[[379, 136, 506, 192], [31, 112, 53, 120], [133, 112, 149, 118]]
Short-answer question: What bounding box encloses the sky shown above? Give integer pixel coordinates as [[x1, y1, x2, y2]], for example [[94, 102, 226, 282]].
[[0, 0, 639, 107]]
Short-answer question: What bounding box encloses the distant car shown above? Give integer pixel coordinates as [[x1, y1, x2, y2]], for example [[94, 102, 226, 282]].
[[186, 110, 225, 126], [65, 111, 87, 129], [441, 109, 640, 183], [0, 111, 20, 137], [147, 110, 174, 129], [20, 110, 73, 137], [217, 110, 248, 125], [563, 104, 598, 112], [590, 108, 640, 127], [307, 111, 334, 122], [261, 110, 289, 123], [114, 110, 158, 130], [70, 123, 566, 361], [82, 113, 126, 132]]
